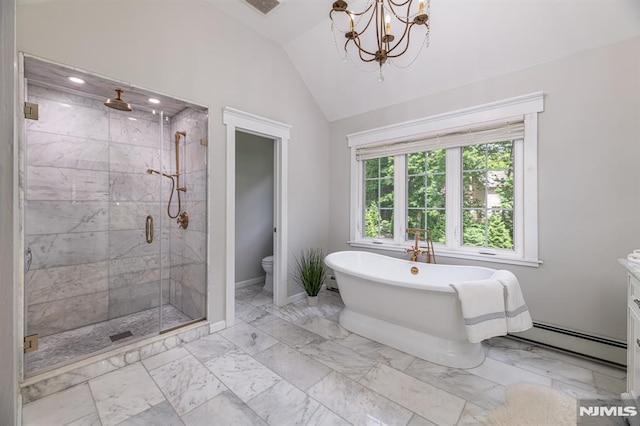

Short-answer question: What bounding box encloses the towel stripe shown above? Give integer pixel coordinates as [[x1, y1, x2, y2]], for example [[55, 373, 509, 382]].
[[506, 304, 529, 317], [464, 311, 506, 326]]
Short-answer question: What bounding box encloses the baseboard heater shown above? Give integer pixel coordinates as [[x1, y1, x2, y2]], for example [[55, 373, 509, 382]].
[[509, 322, 627, 367]]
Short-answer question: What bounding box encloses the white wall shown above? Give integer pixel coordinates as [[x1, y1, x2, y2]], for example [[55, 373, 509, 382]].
[[1, 0, 18, 423], [17, 0, 331, 321], [235, 132, 274, 284], [329, 37, 640, 342]]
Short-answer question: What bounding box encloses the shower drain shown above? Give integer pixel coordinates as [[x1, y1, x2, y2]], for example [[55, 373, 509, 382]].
[[110, 330, 133, 342]]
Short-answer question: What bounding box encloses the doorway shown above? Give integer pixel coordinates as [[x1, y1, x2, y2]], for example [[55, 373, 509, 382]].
[[223, 108, 291, 326], [234, 132, 275, 306]]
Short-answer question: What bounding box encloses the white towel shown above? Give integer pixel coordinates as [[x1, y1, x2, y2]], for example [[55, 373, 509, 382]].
[[492, 270, 533, 333], [450, 279, 507, 343]]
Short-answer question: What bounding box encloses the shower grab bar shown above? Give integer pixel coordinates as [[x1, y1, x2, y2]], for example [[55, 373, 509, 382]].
[[145, 215, 154, 244]]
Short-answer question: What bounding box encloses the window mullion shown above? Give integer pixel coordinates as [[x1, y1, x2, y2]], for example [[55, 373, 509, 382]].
[[394, 154, 406, 244], [352, 149, 361, 242], [445, 148, 461, 249], [514, 137, 525, 256]]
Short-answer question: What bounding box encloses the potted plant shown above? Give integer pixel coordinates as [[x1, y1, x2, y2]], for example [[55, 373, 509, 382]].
[[293, 248, 327, 306]]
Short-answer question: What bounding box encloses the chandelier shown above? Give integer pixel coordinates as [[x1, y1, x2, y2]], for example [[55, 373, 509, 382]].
[[330, 0, 431, 82]]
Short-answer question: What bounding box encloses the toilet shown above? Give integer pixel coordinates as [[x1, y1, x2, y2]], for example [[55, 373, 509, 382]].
[[261, 255, 274, 293]]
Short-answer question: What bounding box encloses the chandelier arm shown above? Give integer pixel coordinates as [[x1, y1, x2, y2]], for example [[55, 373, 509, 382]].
[[388, 0, 412, 7], [357, 5, 377, 35], [387, 25, 429, 60], [355, 37, 380, 63], [385, 0, 407, 19], [387, 24, 417, 58], [390, 32, 430, 68], [386, 19, 412, 55], [330, 15, 353, 33], [348, 2, 375, 18], [385, 0, 413, 25], [376, 1, 383, 52], [329, 1, 375, 33], [350, 37, 379, 59]]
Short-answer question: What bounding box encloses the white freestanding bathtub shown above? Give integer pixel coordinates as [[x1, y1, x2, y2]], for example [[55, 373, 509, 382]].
[[324, 250, 497, 368]]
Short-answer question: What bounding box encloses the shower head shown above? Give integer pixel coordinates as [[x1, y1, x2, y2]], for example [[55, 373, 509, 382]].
[[146, 169, 155, 174], [104, 89, 132, 112]]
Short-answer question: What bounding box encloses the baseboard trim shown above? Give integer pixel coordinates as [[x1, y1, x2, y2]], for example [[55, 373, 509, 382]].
[[510, 322, 626, 366], [235, 277, 265, 289], [209, 320, 226, 334], [287, 291, 307, 304]]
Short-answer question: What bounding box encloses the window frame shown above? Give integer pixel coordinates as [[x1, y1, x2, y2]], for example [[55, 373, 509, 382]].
[[347, 93, 543, 267]]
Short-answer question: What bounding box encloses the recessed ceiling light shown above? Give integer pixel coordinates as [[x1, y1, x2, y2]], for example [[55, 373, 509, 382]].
[[128, 117, 138, 121], [148, 98, 160, 104], [68, 76, 85, 84]]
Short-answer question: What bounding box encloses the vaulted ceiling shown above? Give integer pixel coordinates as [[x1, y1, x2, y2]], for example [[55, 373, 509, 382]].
[[214, 0, 640, 121], [17, 0, 640, 122]]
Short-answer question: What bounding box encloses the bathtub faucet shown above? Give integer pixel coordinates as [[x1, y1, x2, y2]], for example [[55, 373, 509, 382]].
[[405, 228, 436, 263]]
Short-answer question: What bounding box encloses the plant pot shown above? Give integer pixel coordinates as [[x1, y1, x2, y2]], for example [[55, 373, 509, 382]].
[[307, 295, 319, 307]]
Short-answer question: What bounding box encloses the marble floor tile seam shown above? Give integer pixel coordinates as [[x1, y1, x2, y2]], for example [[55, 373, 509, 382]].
[[488, 336, 627, 379], [243, 381, 330, 426], [544, 353, 626, 381], [134, 352, 263, 424], [484, 336, 625, 376], [251, 319, 330, 351], [309, 369, 417, 425], [135, 344, 254, 420], [147, 336, 417, 426], [356, 360, 475, 416], [485, 339, 622, 383], [485, 348, 598, 391], [85, 383, 102, 425], [243, 384, 354, 426], [332, 335, 416, 372], [401, 357, 509, 409], [467, 351, 617, 400]]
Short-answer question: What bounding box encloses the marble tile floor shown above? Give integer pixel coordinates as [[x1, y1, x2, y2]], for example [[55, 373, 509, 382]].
[[23, 283, 626, 425], [26, 304, 193, 375]]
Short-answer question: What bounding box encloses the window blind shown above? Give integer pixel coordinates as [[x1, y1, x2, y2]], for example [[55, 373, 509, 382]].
[[355, 118, 525, 160]]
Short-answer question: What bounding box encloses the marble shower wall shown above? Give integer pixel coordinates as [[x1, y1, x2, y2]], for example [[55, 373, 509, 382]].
[[169, 108, 208, 321], [107, 101, 171, 322], [24, 84, 174, 337]]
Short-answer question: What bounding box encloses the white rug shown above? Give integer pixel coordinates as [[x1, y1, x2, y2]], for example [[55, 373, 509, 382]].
[[484, 382, 577, 425]]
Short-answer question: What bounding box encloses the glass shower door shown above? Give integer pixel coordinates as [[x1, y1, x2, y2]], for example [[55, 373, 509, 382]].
[[21, 81, 167, 374], [107, 106, 166, 342], [22, 55, 208, 376], [162, 109, 208, 331]]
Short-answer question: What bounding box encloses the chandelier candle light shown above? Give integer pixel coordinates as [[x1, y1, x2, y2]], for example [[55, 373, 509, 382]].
[[330, 0, 431, 82]]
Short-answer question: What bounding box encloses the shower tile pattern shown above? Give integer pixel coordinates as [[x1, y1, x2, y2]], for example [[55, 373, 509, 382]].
[[168, 108, 208, 320], [24, 83, 208, 373], [23, 285, 626, 425], [24, 304, 192, 373]]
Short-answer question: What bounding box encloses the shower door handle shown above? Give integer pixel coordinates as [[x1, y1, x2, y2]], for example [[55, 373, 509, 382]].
[[145, 215, 154, 244]]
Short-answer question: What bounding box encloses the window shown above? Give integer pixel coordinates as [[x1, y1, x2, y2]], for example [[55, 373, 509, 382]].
[[348, 93, 543, 266], [461, 142, 514, 250], [406, 150, 446, 243], [363, 157, 394, 238]]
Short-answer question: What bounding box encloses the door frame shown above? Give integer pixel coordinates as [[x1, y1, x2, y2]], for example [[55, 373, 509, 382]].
[[223, 107, 291, 326]]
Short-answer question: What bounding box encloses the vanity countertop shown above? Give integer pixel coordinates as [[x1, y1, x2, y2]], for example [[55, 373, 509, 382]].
[[619, 258, 640, 282]]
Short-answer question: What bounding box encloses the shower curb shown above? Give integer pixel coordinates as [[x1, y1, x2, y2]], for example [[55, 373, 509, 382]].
[[21, 321, 214, 404]]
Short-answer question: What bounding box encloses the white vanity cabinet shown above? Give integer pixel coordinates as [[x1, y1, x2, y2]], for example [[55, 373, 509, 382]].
[[624, 260, 640, 398]]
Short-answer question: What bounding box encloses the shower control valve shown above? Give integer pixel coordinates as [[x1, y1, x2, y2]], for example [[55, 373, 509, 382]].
[[177, 211, 189, 230]]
